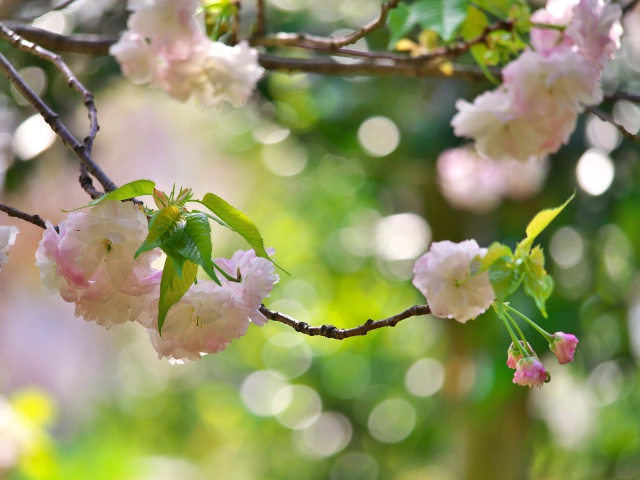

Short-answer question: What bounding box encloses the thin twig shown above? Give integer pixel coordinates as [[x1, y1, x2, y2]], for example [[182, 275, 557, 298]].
[[260, 304, 431, 339], [587, 106, 640, 143], [623, 0, 640, 14], [79, 164, 103, 199], [0, 23, 100, 157], [0, 55, 117, 192], [253, 0, 266, 37], [0, 203, 47, 229]]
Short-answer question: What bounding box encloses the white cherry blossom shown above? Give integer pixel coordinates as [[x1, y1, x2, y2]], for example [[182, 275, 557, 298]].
[[0, 226, 18, 271]]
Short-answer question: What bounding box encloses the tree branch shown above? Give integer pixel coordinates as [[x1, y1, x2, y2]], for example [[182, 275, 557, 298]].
[[253, 0, 266, 37], [0, 23, 116, 193], [604, 91, 640, 104], [259, 304, 431, 339], [0, 203, 47, 229], [587, 106, 640, 143]]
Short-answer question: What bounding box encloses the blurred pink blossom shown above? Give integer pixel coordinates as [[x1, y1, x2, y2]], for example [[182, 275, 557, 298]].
[[437, 146, 548, 213], [506, 341, 534, 369], [412, 240, 495, 323], [0, 226, 18, 270]]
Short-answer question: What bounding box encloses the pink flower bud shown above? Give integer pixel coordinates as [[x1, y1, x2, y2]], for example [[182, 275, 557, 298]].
[[550, 332, 579, 364], [513, 357, 549, 388], [506, 341, 533, 369]]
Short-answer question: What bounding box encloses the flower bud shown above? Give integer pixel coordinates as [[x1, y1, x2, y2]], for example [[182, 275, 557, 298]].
[[549, 332, 579, 364]]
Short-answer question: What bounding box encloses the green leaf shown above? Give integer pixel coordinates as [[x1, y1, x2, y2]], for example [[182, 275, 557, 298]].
[[198, 193, 270, 259], [412, 0, 469, 42], [460, 5, 488, 41], [488, 256, 523, 302], [135, 206, 184, 258], [472, 0, 527, 19], [164, 213, 219, 283], [520, 193, 575, 253], [158, 257, 198, 335], [478, 242, 513, 273], [387, 3, 413, 48], [522, 245, 553, 317], [64, 180, 156, 211]]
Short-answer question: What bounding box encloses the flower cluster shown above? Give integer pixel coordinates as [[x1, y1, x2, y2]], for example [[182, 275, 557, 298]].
[[35, 200, 279, 361], [110, 0, 264, 109], [412, 240, 495, 323], [451, 0, 622, 161], [412, 237, 579, 388], [0, 226, 19, 271], [437, 146, 548, 213]]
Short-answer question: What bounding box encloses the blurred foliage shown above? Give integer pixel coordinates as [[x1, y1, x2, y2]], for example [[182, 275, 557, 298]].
[[1, 1, 640, 480]]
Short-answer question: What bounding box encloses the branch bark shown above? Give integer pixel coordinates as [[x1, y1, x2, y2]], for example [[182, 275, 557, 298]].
[[260, 304, 431, 339], [0, 203, 47, 229], [587, 106, 640, 143]]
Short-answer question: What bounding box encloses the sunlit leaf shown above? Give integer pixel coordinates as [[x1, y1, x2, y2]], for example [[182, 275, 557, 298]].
[[199, 193, 270, 259], [478, 242, 513, 273], [489, 256, 523, 301], [158, 257, 198, 335], [387, 3, 413, 48], [520, 193, 575, 252], [522, 245, 553, 317]]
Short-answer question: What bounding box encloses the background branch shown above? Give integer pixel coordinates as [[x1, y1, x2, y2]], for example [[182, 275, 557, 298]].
[[587, 106, 640, 143], [260, 304, 431, 339], [0, 203, 47, 229], [0, 23, 116, 194]]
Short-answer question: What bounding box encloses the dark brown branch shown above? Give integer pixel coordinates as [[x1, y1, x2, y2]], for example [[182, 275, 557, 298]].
[[623, 0, 640, 14], [79, 164, 103, 199], [0, 24, 116, 193], [604, 91, 640, 104], [0, 23, 100, 156], [253, 0, 266, 37], [260, 304, 431, 339], [3, 22, 115, 55], [258, 54, 490, 80], [0, 203, 47, 229], [587, 106, 640, 143]]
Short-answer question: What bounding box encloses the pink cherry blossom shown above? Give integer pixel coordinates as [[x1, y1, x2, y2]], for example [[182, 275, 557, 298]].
[[147, 280, 251, 362], [0, 226, 18, 271], [566, 0, 623, 68], [412, 240, 495, 323], [502, 49, 602, 114], [513, 357, 549, 388], [549, 332, 579, 364], [215, 248, 279, 326], [128, 0, 202, 47], [109, 31, 157, 85], [530, 5, 575, 56], [35, 201, 159, 327]]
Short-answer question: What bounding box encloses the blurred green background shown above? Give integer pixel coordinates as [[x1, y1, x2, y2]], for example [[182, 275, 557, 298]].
[[1, 1, 640, 479]]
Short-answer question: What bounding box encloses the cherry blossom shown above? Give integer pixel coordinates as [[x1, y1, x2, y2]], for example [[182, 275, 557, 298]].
[[110, 0, 264, 109], [506, 341, 534, 369], [35, 201, 159, 328], [0, 226, 18, 271], [147, 280, 251, 363], [412, 240, 495, 323], [215, 248, 279, 326], [513, 357, 549, 388], [550, 332, 579, 364]]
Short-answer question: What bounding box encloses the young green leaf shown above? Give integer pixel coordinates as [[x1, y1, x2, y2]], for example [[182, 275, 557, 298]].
[[163, 213, 219, 283], [198, 193, 270, 259], [519, 193, 575, 253], [86, 180, 156, 208], [158, 257, 198, 335], [478, 242, 513, 273], [135, 206, 184, 258], [488, 256, 523, 302], [387, 3, 413, 49], [522, 245, 553, 317]]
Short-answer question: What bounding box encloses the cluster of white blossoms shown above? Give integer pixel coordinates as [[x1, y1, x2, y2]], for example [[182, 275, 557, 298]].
[[412, 240, 495, 323], [110, 0, 264, 109], [0, 226, 19, 271], [34, 200, 278, 362], [452, 0, 623, 161]]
